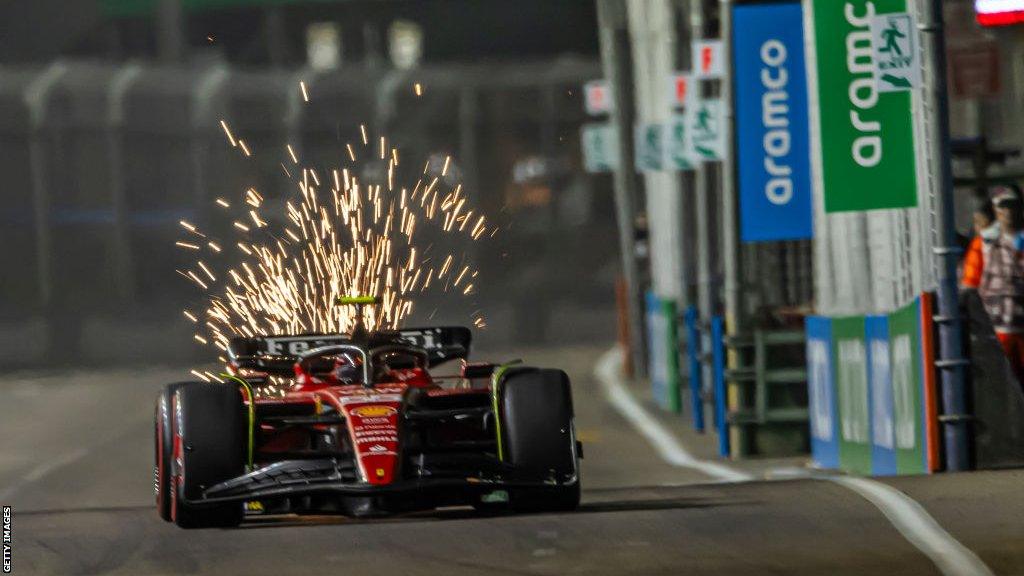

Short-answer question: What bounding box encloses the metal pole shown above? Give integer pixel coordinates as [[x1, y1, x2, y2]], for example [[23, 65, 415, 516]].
[[719, 0, 741, 342], [718, 0, 746, 455], [265, 6, 289, 68], [108, 64, 142, 306], [598, 0, 647, 378], [26, 63, 68, 359], [458, 88, 480, 199], [691, 0, 712, 325], [920, 0, 970, 470], [156, 0, 185, 64], [689, 0, 715, 414]]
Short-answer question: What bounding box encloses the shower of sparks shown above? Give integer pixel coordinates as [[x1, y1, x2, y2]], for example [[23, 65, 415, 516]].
[[220, 120, 237, 147], [414, 83, 423, 96], [176, 123, 494, 356], [299, 80, 310, 102]]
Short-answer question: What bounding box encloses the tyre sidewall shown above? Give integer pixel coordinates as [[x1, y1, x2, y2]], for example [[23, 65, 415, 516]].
[[498, 368, 580, 512], [155, 382, 190, 522], [171, 383, 245, 528]]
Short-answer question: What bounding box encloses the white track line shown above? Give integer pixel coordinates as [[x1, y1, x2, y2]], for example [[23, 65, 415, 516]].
[[828, 476, 995, 576], [0, 423, 139, 502], [595, 346, 994, 576], [0, 447, 89, 502], [594, 347, 753, 483]]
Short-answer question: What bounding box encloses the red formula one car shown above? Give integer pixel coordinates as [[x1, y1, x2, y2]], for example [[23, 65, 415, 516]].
[[154, 301, 580, 528]]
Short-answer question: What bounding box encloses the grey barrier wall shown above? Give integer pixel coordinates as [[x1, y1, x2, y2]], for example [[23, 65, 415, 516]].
[[0, 58, 613, 366]]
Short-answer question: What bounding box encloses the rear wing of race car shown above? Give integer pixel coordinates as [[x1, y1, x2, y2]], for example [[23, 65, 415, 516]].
[[395, 326, 472, 367], [227, 326, 472, 374]]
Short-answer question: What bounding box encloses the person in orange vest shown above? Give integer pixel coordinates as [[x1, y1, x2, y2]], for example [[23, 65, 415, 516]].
[[962, 184, 1024, 383], [961, 200, 994, 287]]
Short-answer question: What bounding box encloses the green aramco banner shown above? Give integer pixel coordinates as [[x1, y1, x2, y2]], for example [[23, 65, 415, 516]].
[[811, 0, 918, 212]]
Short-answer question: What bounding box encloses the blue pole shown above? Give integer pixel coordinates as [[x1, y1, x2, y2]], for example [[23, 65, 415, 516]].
[[711, 316, 730, 457], [685, 307, 705, 432], [921, 0, 971, 470]]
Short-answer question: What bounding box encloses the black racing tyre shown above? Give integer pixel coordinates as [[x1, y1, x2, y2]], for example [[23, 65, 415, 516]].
[[155, 382, 191, 522], [170, 383, 245, 529], [498, 368, 581, 512]]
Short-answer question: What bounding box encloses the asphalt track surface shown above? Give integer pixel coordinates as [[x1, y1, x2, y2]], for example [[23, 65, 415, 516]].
[[2, 346, 1023, 575]]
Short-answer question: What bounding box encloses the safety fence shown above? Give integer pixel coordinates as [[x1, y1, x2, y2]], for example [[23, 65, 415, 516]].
[[0, 57, 623, 363]]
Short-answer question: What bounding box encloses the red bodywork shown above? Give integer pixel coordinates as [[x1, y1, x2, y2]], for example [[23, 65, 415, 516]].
[[242, 361, 491, 490], [160, 327, 578, 523]]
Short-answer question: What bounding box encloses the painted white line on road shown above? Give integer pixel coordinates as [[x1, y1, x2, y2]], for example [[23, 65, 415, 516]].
[[828, 476, 995, 576], [0, 447, 92, 502], [0, 424, 137, 502], [594, 347, 753, 483], [594, 346, 994, 575]]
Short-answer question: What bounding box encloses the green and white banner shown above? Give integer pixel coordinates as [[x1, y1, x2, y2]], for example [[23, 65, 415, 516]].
[[888, 300, 927, 474], [809, 0, 918, 212], [686, 98, 726, 162], [635, 123, 665, 172], [580, 123, 618, 173], [647, 292, 682, 412], [663, 114, 695, 170], [832, 316, 872, 475], [870, 12, 922, 93]]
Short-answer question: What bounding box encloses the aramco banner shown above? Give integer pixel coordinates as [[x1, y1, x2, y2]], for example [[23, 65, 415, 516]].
[[810, 0, 918, 212], [733, 0, 813, 241]]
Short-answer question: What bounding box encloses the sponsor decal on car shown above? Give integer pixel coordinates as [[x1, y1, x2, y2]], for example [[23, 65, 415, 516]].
[[356, 416, 390, 425], [261, 335, 350, 356], [354, 427, 395, 437], [338, 394, 403, 405], [355, 434, 399, 444], [351, 405, 397, 418]]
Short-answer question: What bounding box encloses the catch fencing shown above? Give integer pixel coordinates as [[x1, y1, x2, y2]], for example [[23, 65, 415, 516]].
[[0, 57, 615, 364]]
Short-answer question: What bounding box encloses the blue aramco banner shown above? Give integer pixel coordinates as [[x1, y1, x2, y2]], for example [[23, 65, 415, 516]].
[[807, 316, 840, 469], [732, 1, 813, 242]]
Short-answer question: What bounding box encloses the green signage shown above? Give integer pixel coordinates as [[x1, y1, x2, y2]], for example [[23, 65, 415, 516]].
[[811, 0, 917, 212], [870, 13, 922, 93], [687, 99, 725, 161], [888, 300, 926, 474], [662, 298, 681, 413], [635, 123, 664, 172], [664, 114, 694, 170], [833, 316, 871, 475], [580, 123, 618, 173]]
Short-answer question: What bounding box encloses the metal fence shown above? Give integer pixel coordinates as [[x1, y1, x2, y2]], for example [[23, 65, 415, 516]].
[[0, 57, 617, 364]]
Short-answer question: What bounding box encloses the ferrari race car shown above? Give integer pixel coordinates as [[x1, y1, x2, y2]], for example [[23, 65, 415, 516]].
[[154, 300, 581, 528]]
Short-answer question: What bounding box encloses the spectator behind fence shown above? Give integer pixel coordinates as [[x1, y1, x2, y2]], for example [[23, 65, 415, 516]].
[[962, 184, 1024, 383], [961, 199, 995, 287]]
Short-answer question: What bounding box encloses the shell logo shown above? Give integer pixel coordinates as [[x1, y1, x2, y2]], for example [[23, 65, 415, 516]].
[[351, 405, 396, 418]]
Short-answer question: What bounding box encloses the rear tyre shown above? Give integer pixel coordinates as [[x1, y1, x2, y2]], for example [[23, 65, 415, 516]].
[[498, 368, 581, 513], [155, 382, 190, 522], [171, 383, 245, 529]]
